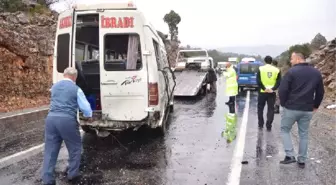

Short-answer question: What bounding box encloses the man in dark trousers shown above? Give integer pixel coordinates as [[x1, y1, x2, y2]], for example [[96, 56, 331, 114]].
[[272, 60, 281, 114], [41, 67, 93, 185], [256, 56, 281, 131], [279, 52, 324, 168]]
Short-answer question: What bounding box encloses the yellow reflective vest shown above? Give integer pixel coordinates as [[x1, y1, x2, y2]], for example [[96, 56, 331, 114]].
[[224, 66, 238, 96], [259, 64, 280, 93]]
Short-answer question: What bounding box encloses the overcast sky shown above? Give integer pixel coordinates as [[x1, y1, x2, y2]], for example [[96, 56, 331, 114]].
[[52, 0, 336, 48]]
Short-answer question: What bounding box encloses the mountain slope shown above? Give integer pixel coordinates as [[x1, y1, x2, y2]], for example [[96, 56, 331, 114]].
[[217, 45, 288, 57]]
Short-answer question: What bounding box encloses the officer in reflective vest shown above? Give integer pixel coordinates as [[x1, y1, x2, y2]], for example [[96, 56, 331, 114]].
[[223, 62, 238, 105], [256, 56, 281, 131]]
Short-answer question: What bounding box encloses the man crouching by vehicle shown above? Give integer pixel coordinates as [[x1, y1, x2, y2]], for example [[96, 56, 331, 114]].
[[206, 67, 218, 93], [41, 67, 93, 185]]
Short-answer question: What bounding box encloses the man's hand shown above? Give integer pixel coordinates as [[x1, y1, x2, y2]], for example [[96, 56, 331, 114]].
[[265, 88, 273, 93], [313, 108, 318, 112], [83, 117, 94, 123], [87, 117, 93, 123]]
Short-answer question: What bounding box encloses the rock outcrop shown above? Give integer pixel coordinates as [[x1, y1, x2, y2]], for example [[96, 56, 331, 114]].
[[0, 11, 57, 112], [309, 38, 336, 101]]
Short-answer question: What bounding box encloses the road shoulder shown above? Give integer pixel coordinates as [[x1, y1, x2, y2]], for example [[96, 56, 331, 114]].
[[0, 106, 48, 159], [240, 102, 333, 185]]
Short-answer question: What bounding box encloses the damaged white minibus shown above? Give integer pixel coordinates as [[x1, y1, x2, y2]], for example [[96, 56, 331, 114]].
[[53, 2, 176, 136]]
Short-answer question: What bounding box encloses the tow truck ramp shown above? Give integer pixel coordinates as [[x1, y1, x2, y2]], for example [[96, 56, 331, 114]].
[[173, 70, 208, 96]]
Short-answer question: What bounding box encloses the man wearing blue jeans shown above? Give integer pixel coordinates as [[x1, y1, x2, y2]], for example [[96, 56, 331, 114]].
[[278, 52, 324, 168], [41, 67, 92, 185]]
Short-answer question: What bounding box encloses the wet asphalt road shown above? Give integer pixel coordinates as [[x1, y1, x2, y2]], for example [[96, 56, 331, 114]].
[[0, 75, 335, 185]]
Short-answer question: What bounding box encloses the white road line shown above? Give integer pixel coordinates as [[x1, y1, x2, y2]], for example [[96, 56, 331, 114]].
[[227, 90, 250, 185], [0, 143, 45, 169], [0, 130, 83, 169], [0, 108, 49, 120]]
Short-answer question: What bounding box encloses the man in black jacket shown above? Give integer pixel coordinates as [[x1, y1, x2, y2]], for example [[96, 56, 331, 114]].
[[206, 67, 217, 93], [272, 60, 281, 114], [279, 52, 324, 168]]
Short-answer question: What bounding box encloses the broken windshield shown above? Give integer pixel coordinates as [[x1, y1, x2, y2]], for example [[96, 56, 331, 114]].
[[179, 51, 207, 58]]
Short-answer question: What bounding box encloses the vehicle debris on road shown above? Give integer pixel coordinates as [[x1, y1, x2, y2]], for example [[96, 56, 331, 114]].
[[326, 104, 336, 109], [222, 112, 237, 143]]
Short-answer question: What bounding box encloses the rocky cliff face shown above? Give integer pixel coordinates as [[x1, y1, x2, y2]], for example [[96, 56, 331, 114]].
[[0, 11, 57, 112], [309, 38, 336, 101]]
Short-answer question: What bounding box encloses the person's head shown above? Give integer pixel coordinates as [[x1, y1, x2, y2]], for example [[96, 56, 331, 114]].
[[63, 67, 78, 82], [290, 52, 305, 66], [264, 56, 273, 64], [272, 60, 278, 66], [226, 62, 232, 68]]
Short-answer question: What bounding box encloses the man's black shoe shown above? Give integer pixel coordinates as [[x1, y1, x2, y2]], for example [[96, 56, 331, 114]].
[[297, 162, 305, 169], [258, 123, 264, 129], [280, 156, 296, 164], [266, 121, 272, 128], [274, 105, 280, 114], [258, 122, 264, 129], [43, 183, 55, 185], [267, 127, 272, 131]]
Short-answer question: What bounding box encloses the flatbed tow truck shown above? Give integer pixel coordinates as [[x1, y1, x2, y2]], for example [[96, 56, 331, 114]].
[[173, 49, 214, 96]]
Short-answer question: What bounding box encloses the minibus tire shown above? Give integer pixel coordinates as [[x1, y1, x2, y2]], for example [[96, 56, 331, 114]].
[[156, 107, 169, 136], [156, 121, 166, 136]]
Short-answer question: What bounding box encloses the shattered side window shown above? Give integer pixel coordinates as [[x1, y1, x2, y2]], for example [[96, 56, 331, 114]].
[[87, 46, 99, 60], [104, 34, 142, 71]]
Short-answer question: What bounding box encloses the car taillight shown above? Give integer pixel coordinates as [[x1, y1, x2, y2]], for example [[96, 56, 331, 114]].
[[148, 83, 158, 106]]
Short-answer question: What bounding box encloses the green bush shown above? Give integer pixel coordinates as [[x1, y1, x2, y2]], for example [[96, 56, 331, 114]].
[[277, 43, 312, 75], [28, 4, 48, 15], [0, 0, 26, 12], [288, 43, 312, 59]]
